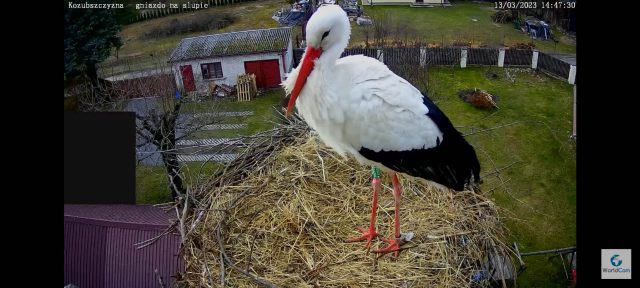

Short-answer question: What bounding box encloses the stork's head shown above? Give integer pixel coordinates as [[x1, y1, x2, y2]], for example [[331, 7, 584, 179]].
[[285, 4, 350, 117], [305, 4, 350, 52]]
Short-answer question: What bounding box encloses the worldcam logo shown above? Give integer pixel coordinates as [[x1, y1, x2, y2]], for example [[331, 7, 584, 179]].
[[610, 254, 622, 267], [602, 249, 631, 279]]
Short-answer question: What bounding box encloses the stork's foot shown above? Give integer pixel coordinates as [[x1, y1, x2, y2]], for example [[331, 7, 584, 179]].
[[373, 237, 405, 258], [346, 226, 379, 253]]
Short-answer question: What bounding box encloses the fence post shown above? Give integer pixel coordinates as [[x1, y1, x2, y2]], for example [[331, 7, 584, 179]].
[[376, 48, 384, 63], [498, 48, 505, 67], [420, 46, 427, 68], [568, 65, 576, 84], [460, 48, 467, 68], [531, 49, 539, 69]]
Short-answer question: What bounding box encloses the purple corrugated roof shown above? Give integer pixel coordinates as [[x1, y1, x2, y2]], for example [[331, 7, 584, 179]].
[[64, 204, 176, 230], [64, 205, 184, 288]]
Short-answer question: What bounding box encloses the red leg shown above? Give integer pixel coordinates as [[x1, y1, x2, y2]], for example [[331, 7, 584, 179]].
[[374, 173, 405, 257], [347, 177, 381, 253]]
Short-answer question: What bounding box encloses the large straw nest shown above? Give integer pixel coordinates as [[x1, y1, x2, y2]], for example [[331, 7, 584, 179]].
[[181, 119, 511, 287]]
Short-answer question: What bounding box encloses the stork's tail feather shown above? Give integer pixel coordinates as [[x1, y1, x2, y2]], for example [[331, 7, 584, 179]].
[[460, 142, 482, 193], [434, 139, 482, 192]]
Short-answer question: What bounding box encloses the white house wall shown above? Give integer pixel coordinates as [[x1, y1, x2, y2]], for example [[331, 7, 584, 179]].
[[285, 39, 294, 78], [172, 65, 182, 94], [173, 51, 290, 94]]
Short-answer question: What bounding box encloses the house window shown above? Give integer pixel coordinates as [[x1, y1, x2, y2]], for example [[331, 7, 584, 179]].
[[201, 62, 223, 79]]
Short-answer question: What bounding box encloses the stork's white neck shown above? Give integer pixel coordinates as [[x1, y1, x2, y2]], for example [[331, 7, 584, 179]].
[[317, 46, 343, 69], [316, 34, 349, 72]]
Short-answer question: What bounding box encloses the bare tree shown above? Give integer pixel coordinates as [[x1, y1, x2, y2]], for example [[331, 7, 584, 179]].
[[75, 65, 227, 200], [362, 25, 372, 48], [372, 11, 391, 47], [386, 48, 431, 95], [134, 88, 185, 199]]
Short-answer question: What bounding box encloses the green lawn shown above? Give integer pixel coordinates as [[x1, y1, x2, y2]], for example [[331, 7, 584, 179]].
[[425, 66, 575, 287], [182, 88, 284, 137], [136, 162, 221, 204]]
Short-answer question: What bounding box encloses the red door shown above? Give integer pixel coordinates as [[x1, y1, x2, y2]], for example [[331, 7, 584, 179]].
[[244, 60, 281, 88], [180, 65, 196, 92]]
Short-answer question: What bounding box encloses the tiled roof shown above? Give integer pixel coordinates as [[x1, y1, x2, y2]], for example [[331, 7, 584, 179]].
[[169, 27, 292, 62]]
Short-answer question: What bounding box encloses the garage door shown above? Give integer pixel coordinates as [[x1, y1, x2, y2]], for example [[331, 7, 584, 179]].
[[244, 60, 281, 88]]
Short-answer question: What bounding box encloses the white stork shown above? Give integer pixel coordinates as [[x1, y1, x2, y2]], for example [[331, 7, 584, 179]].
[[282, 4, 481, 257]]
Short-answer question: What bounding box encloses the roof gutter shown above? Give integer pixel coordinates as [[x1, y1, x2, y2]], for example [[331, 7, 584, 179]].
[[168, 49, 289, 64]]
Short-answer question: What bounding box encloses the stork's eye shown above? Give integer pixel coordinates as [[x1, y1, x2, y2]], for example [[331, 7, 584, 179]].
[[322, 30, 330, 40]]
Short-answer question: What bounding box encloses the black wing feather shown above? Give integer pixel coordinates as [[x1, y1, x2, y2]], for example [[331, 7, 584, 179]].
[[358, 92, 481, 191]]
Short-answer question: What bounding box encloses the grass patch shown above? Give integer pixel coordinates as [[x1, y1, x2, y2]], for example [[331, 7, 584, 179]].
[[427, 66, 575, 287], [182, 88, 284, 137], [136, 161, 221, 204], [136, 165, 171, 204], [140, 12, 237, 40]]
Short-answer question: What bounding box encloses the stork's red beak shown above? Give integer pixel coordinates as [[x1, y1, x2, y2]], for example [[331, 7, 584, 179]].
[[286, 46, 322, 117]]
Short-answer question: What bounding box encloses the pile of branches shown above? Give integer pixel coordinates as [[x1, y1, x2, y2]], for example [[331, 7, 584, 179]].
[[491, 10, 515, 24], [459, 89, 500, 110], [509, 42, 536, 50]]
